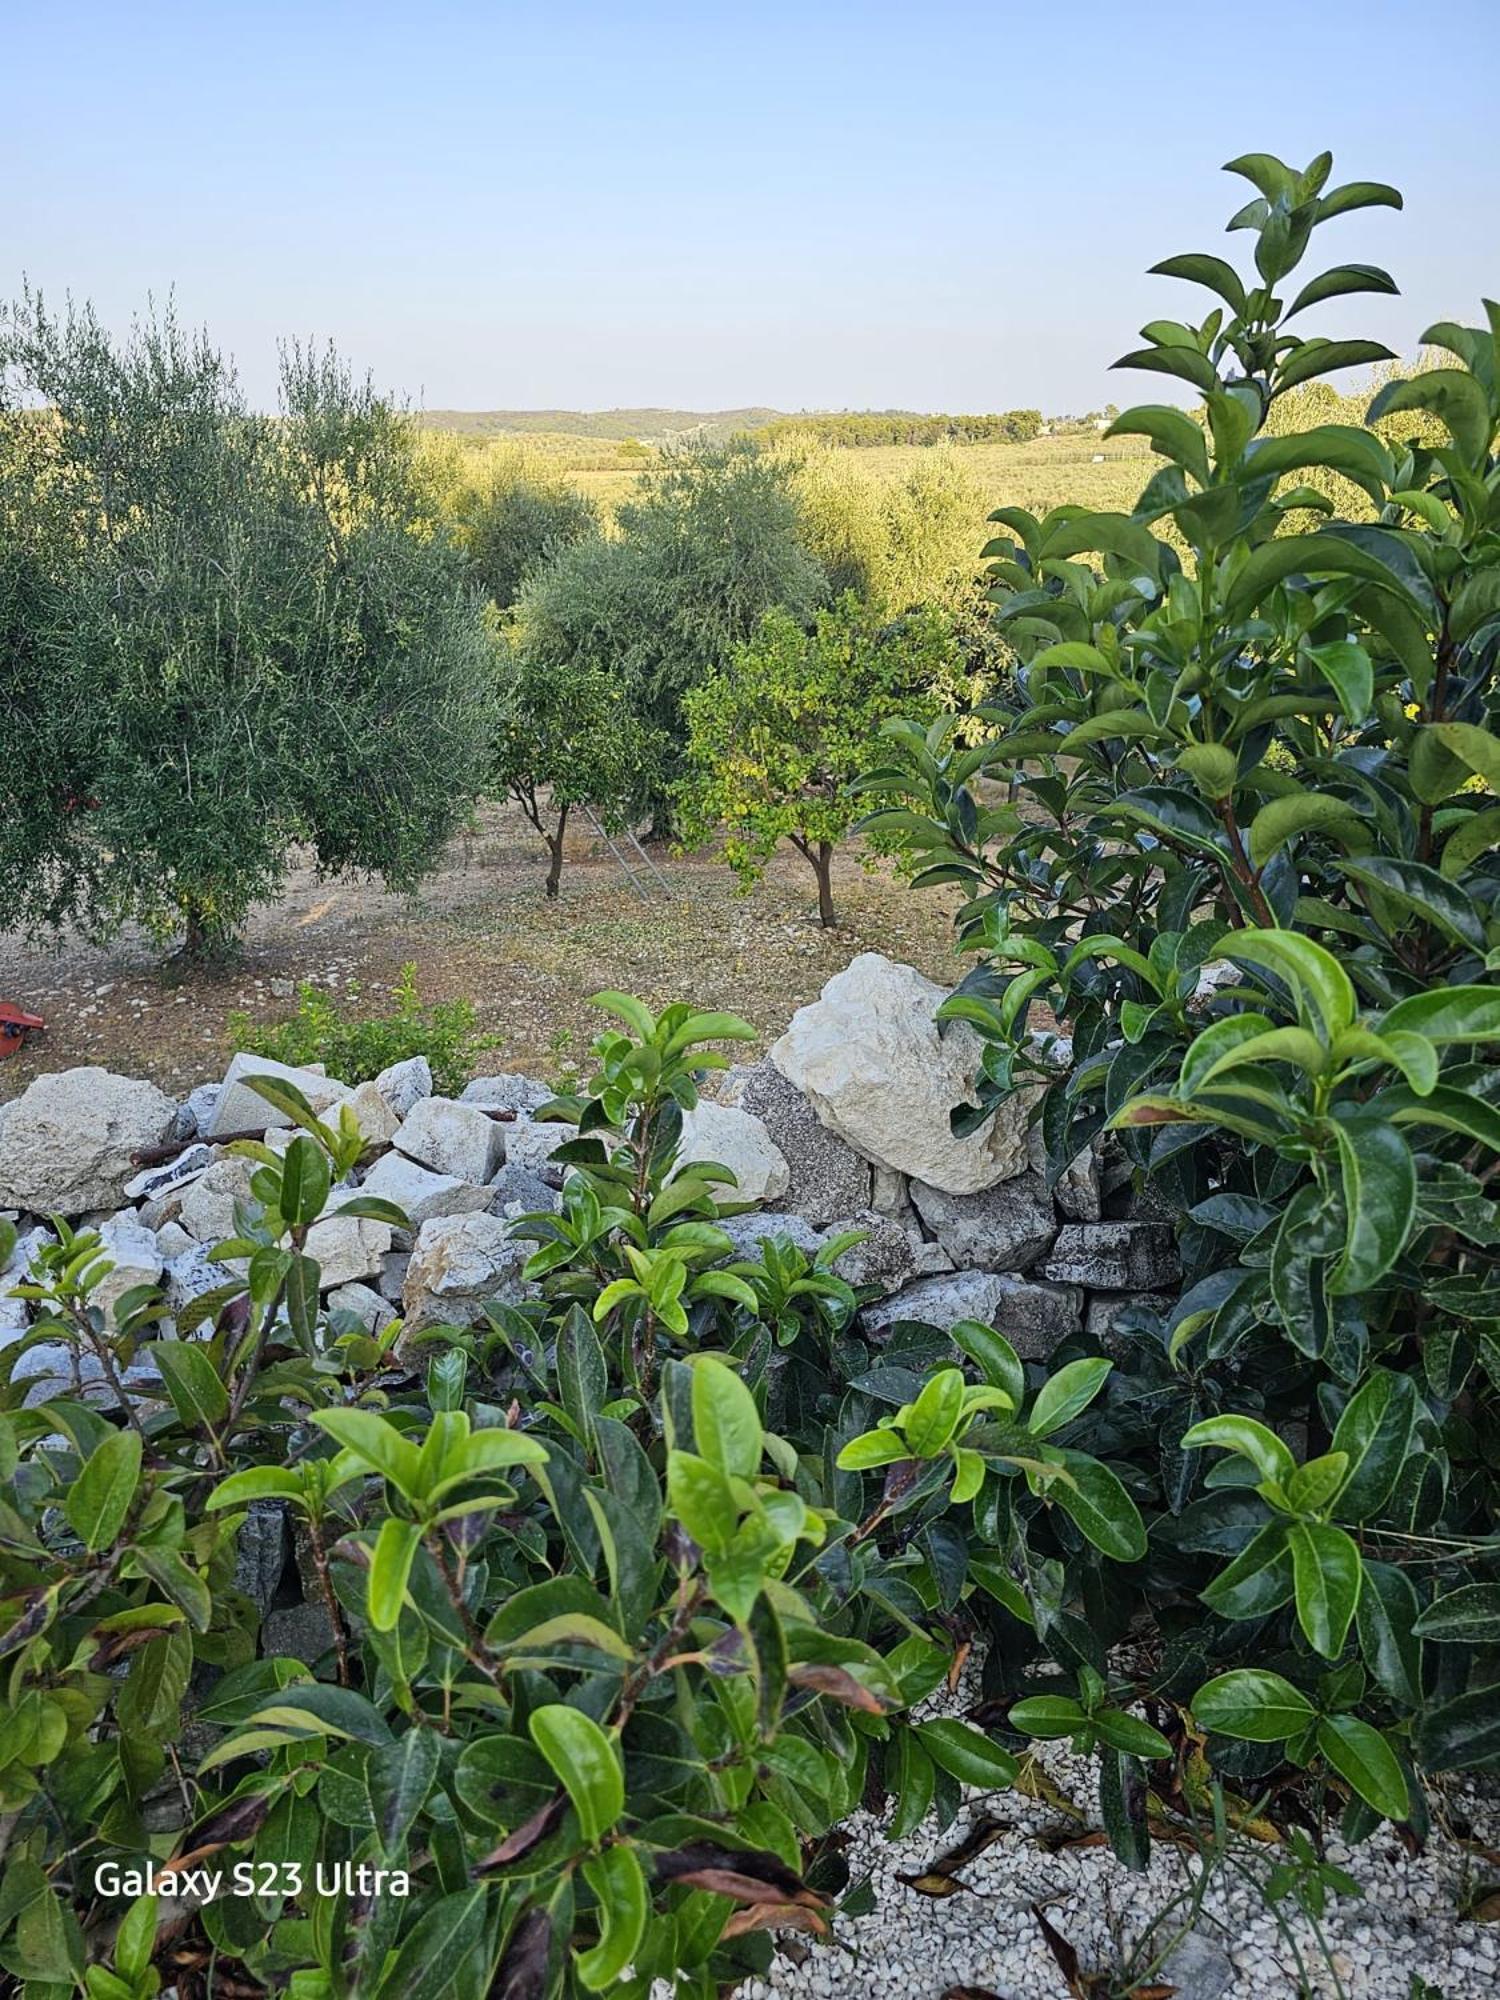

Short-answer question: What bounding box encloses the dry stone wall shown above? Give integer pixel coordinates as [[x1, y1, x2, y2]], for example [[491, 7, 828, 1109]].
[[0, 954, 1180, 1413]]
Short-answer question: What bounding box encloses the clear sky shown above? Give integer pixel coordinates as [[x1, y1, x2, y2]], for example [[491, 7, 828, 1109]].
[[6, 0, 1499, 415]]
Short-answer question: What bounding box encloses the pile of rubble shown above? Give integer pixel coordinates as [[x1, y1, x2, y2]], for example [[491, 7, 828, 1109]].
[[0, 952, 1181, 1407]]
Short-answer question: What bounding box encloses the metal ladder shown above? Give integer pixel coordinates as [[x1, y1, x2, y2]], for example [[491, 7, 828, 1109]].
[[578, 806, 674, 903]]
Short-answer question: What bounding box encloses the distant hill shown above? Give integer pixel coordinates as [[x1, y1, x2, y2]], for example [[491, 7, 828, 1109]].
[[417, 407, 788, 444]]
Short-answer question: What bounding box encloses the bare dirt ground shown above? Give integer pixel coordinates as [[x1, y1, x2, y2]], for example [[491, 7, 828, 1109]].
[[0, 804, 964, 1102]]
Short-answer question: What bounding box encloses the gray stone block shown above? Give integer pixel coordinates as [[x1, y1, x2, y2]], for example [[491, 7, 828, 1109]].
[[1043, 1221, 1180, 1291]]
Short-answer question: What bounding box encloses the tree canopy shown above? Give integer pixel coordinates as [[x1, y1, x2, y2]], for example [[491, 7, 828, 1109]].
[[0, 297, 495, 954], [679, 594, 967, 925]]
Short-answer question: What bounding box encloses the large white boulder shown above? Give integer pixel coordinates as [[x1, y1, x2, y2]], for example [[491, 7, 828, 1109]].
[[401, 1212, 532, 1332], [0, 1068, 178, 1214], [207, 1054, 349, 1138], [678, 1101, 789, 1205], [393, 1097, 504, 1186], [770, 954, 1033, 1196]]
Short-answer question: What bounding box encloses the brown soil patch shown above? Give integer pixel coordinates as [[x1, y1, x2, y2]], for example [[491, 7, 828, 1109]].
[[0, 804, 964, 1102]]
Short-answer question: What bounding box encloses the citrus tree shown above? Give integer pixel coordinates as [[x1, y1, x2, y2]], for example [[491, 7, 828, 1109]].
[[679, 594, 967, 925]]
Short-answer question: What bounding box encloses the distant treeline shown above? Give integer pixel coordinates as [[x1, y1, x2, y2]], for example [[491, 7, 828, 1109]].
[[753, 408, 1044, 448]]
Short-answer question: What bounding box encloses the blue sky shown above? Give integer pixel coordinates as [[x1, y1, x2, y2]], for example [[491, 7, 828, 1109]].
[[6, 0, 1499, 414]]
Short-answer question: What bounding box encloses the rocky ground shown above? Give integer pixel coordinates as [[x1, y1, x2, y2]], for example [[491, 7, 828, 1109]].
[[738, 1666, 1500, 1999]]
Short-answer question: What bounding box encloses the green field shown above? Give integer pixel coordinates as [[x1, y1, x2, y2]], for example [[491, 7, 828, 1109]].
[[431, 425, 1155, 525]]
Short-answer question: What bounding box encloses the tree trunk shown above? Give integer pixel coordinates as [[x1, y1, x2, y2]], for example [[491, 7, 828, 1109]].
[[813, 841, 837, 929], [545, 804, 570, 898]]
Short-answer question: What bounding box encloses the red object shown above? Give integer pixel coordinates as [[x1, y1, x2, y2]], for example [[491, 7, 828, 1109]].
[[0, 1003, 45, 1059]]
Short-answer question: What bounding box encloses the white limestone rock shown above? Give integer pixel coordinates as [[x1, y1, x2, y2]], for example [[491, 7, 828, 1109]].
[[92, 1213, 165, 1329], [401, 1212, 532, 1333], [347, 1080, 400, 1150], [503, 1120, 579, 1189], [908, 1172, 1058, 1273], [771, 955, 1034, 1196], [678, 1101, 789, 1205], [461, 1072, 552, 1116], [393, 1096, 504, 1185], [359, 1152, 492, 1236], [306, 1200, 392, 1288], [0, 1068, 178, 1214], [179, 1157, 259, 1244], [374, 1056, 432, 1122], [326, 1282, 397, 1334], [208, 1054, 349, 1138]]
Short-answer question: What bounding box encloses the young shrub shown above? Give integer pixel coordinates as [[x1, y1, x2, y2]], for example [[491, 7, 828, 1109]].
[[678, 593, 968, 926], [858, 149, 1500, 1839], [228, 962, 497, 1096]]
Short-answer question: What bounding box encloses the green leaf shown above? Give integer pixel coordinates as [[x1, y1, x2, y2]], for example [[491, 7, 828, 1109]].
[[1369, 368, 1493, 466], [1146, 252, 1247, 315], [1224, 532, 1424, 621], [66, 1429, 142, 1552], [1028, 1358, 1113, 1438], [1289, 1520, 1363, 1658], [366, 1727, 441, 1857], [310, 1408, 421, 1499], [1381, 985, 1500, 1045], [1192, 1669, 1314, 1743], [1201, 1522, 1295, 1621], [374, 1888, 489, 2000], [905, 1369, 965, 1457], [914, 1718, 1020, 1790], [1248, 793, 1366, 867], [1412, 1584, 1500, 1644], [279, 1136, 331, 1228], [152, 1340, 229, 1429], [1009, 1694, 1089, 1738], [1329, 1111, 1416, 1296], [1181, 1414, 1295, 1487], [1287, 263, 1399, 318], [368, 1517, 422, 1632], [690, 1353, 762, 1480], [1227, 930, 1356, 1040], [1093, 1711, 1174, 1760], [576, 1843, 649, 1991], [529, 1703, 624, 1845], [1331, 1370, 1418, 1521], [835, 1429, 912, 1471], [1305, 639, 1374, 725], [252, 1683, 394, 1744], [1413, 1685, 1500, 1773], [1338, 857, 1487, 952], [1357, 1562, 1423, 1706], [1316, 1714, 1409, 1821], [205, 1465, 305, 1508], [950, 1320, 1024, 1409], [1044, 1448, 1147, 1561]]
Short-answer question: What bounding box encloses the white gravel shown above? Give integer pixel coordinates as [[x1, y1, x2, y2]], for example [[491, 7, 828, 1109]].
[[733, 1668, 1500, 2000]]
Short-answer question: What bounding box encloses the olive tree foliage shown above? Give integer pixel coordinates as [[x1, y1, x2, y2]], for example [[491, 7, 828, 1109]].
[[780, 439, 989, 611], [679, 595, 968, 926], [416, 434, 602, 609], [0, 297, 494, 955]]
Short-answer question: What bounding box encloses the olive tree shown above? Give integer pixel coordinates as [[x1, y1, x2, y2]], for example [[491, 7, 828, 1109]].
[[0, 298, 495, 956], [679, 594, 966, 925]]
